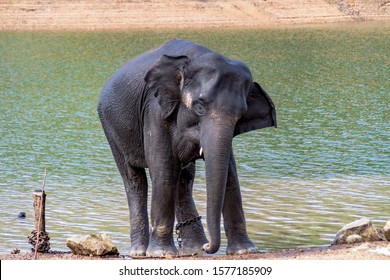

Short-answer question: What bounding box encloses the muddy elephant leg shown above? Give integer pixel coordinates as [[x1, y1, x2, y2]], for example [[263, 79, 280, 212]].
[[175, 162, 208, 255], [223, 153, 258, 255]]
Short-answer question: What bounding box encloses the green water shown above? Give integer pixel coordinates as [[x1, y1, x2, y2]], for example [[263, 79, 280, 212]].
[[1, 23, 389, 254]]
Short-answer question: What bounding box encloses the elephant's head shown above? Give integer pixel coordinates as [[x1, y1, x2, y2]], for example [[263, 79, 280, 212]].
[[145, 54, 276, 254]]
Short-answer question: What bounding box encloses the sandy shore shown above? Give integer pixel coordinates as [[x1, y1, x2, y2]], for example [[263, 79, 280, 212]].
[[1, 241, 390, 260], [1, 0, 390, 31]]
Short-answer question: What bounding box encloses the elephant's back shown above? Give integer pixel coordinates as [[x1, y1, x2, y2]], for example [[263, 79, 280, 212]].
[[160, 39, 212, 60], [100, 39, 211, 101]]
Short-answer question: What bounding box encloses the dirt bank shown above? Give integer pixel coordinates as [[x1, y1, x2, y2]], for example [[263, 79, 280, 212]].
[[1, 241, 390, 260], [1, 0, 390, 31]]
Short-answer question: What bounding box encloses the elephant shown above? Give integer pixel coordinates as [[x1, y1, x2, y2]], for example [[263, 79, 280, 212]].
[[98, 39, 276, 257]]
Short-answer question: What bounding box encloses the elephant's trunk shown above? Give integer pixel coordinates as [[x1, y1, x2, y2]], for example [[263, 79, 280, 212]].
[[200, 118, 234, 254]]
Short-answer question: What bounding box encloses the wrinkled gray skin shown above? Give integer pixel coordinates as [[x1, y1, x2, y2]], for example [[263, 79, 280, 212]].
[[98, 39, 276, 257]]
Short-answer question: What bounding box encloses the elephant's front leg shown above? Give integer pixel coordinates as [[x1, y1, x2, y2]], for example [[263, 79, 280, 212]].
[[175, 163, 208, 256], [223, 153, 258, 255], [146, 158, 180, 257]]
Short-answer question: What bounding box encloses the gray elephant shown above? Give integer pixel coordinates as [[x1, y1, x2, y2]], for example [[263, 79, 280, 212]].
[[98, 39, 276, 257]]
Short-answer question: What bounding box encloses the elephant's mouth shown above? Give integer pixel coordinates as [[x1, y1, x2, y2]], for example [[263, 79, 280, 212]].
[[181, 146, 205, 169]]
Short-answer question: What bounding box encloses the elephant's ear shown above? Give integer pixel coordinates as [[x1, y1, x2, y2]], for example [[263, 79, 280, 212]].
[[145, 55, 190, 119], [234, 82, 277, 136]]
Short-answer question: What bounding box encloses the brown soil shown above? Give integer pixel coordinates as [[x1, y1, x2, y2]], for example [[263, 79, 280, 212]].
[[1, 241, 390, 260], [1, 0, 390, 31]]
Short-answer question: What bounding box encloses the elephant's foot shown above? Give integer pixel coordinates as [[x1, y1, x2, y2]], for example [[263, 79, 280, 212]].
[[226, 237, 258, 255], [146, 226, 178, 257], [176, 217, 208, 256], [178, 238, 208, 256], [146, 243, 178, 258], [129, 244, 147, 257]]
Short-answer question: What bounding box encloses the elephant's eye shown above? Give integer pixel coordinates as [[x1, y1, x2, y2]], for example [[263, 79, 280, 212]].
[[193, 99, 206, 116]]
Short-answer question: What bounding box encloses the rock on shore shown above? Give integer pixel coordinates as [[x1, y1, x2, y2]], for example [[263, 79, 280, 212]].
[[66, 233, 119, 256], [333, 217, 386, 245], [384, 220, 390, 241]]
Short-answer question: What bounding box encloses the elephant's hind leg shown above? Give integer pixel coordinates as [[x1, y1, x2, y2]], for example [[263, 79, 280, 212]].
[[108, 141, 149, 257], [123, 164, 149, 257]]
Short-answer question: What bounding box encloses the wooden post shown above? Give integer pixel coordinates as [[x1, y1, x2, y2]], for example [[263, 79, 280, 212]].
[[33, 190, 46, 232], [28, 170, 50, 256]]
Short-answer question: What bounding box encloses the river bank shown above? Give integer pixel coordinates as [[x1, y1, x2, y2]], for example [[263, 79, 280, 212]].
[[1, 0, 390, 31], [1, 241, 390, 260]]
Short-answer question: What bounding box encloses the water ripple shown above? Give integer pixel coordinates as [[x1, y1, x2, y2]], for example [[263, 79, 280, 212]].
[[1, 27, 389, 253]]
